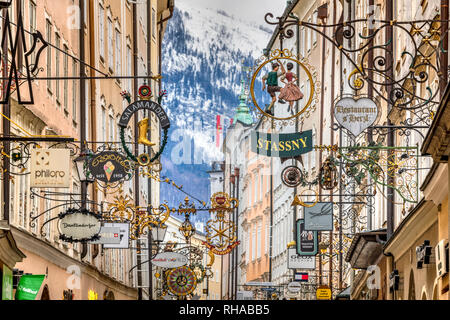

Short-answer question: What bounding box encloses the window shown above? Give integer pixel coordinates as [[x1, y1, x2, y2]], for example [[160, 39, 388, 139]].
[[99, 4, 105, 59], [29, 1, 36, 64], [301, 28, 305, 57], [307, 19, 311, 52], [152, 8, 156, 39], [254, 175, 258, 203], [112, 250, 117, 278], [55, 33, 60, 103], [245, 230, 249, 262], [105, 250, 110, 274], [260, 172, 263, 200], [72, 61, 77, 122], [252, 226, 256, 261], [102, 107, 106, 141], [115, 29, 121, 78], [63, 45, 68, 112], [265, 223, 269, 254], [107, 18, 113, 71], [248, 182, 251, 207], [109, 113, 114, 141], [257, 221, 261, 259], [45, 199, 51, 240], [46, 20, 52, 92], [118, 251, 124, 281], [313, 11, 318, 44], [126, 45, 132, 91]]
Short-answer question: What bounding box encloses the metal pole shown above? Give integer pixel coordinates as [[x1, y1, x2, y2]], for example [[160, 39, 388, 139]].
[[1, 5, 11, 223], [234, 169, 240, 299], [132, 1, 142, 301], [147, 0, 153, 301], [385, 0, 395, 240], [441, 0, 449, 98]]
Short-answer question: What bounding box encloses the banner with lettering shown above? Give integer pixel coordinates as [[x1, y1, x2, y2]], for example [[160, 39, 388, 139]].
[[251, 130, 313, 157], [15, 275, 45, 300]]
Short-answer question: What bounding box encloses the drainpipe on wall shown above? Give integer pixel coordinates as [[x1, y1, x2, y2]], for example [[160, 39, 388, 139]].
[[132, 0, 142, 301], [79, 0, 88, 261]]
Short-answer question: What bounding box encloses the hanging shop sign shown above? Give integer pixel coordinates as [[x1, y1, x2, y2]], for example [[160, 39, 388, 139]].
[[237, 291, 254, 300], [87, 151, 131, 183], [30, 149, 70, 188], [389, 270, 400, 292], [103, 223, 130, 249], [294, 272, 309, 282], [88, 227, 121, 245], [304, 202, 333, 231], [251, 130, 312, 157], [2, 264, 13, 300], [151, 252, 189, 268], [281, 165, 303, 188], [287, 281, 301, 293], [316, 285, 332, 300], [416, 240, 432, 269], [88, 290, 98, 300], [166, 266, 197, 297], [296, 219, 318, 256], [249, 48, 319, 122], [15, 275, 45, 300], [118, 88, 170, 166], [58, 208, 102, 243], [287, 248, 316, 269], [334, 97, 378, 137]]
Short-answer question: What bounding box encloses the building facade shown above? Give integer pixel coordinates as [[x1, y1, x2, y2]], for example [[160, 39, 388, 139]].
[[0, 0, 173, 300]]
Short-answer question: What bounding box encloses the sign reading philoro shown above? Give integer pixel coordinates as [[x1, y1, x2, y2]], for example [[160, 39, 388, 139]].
[[30, 149, 70, 188], [251, 130, 313, 157]]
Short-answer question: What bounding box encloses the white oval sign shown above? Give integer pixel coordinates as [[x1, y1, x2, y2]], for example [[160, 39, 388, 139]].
[[287, 281, 301, 293], [151, 252, 188, 268], [59, 211, 101, 242]]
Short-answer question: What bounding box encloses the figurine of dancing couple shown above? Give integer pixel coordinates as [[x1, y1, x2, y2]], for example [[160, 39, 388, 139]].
[[262, 60, 303, 115]]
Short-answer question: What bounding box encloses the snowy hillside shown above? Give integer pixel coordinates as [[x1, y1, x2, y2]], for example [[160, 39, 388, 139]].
[[160, 1, 272, 222]]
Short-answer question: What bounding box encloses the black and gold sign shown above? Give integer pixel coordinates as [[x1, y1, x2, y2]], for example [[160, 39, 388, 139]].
[[118, 85, 170, 165], [88, 151, 131, 183], [251, 130, 312, 157]]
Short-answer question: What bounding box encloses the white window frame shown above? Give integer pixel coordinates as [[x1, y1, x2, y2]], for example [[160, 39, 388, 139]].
[[99, 4, 105, 59]]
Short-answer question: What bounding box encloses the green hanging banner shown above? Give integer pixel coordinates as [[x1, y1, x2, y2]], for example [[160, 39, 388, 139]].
[[251, 130, 313, 157], [15, 275, 45, 300], [2, 265, 13, 300]]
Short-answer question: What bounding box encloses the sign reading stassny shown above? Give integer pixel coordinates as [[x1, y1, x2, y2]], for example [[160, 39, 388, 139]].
[[251, 130, 313, 157]]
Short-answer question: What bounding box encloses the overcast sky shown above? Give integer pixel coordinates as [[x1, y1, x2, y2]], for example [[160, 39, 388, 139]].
[[183, 0, 287, 25]]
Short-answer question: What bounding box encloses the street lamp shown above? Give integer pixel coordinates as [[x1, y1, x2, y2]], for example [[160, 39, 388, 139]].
[[74, 149, 95, 184], [151, 222, 167, 243]]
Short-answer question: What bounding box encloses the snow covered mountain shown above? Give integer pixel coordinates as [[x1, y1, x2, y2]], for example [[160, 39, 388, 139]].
[[160, 1, 272, 223]]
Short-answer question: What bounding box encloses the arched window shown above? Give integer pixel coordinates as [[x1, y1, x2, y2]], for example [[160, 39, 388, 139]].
[[41, 284, 50, 300], [408, 270, 415, 300]]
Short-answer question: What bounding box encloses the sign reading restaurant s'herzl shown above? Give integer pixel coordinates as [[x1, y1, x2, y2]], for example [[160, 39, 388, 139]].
[[88, 151, 130, 183], [251, 130, 312, 157], [30, 149, 70, 188], [58, 208, 102, 243], [334, 97, 378, 137]]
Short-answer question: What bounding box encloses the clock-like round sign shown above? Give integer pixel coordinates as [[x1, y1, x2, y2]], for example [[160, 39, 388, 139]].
[[166, 266, 197, 297]]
